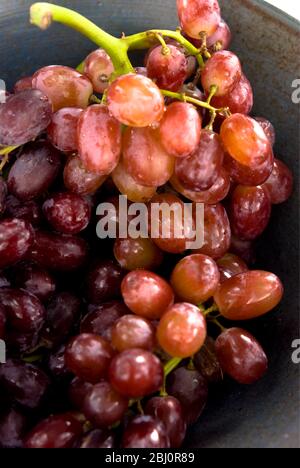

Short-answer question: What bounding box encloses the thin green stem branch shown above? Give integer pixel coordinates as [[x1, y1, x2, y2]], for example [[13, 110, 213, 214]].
[[161, 89, 218, 112], [30, 2, 134, 75]]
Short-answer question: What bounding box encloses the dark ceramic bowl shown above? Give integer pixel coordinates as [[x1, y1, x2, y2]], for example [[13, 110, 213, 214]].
[[0, 0, 299, 448]]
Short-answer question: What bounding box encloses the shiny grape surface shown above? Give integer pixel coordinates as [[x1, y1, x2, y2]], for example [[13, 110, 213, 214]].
[[157, 302, 207, 358], [217, 253, 248, 283], [85, 260, 124, 304], [77, 104, 122, 175], [196, 204, 231, 259], [123, 127, 175, 187], [121, 270, 174, 319], [214, 271, 284, 320], [107, 74, 165, 127], [114, 237, 163, 271], [147, 44, 188, 91], [0, 219, 34, 269], [122, 415, 170, 448], [47, 107, 83, 152], [8, 141, 62, 201], [32, 65, 93, 111], [0, 89, 52, 146], [171, 254, 220, 304], [112, 159, 157, 203], [77, 429, 116, 449], [211, 74, 253, 115], [201, 51, 242, 97], [177, 0, 221, 38], [64, 154, 107, 195], [159, 102, 202, 158], [11, 262, 56, 302], [262, 158, 293, 205], [215, 328, 268, 384], [80, 301, 129, 341], [5, 196, 42, 226], [83, 49, 114, 94], [111, 315, 155, 351]]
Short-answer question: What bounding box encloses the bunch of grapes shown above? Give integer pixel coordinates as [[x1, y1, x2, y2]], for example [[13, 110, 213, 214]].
[[0, 0, 294, 449]]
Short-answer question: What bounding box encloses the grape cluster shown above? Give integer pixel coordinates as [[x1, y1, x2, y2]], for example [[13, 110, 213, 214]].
[[0, 0, 293, 449]]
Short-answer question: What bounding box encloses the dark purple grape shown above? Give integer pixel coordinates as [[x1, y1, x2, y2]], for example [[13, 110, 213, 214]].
[[0, 218, 34, 269], [167, 367, 208, 425], [215, 328, 268, 384], [83, 382, 129, 428], [69, 377, 94, 410], [122, 415, 170, 448], [8, 141, 62, 201], [0, 177, 7, 216], [85, 260, 124, 304], [11, 262, 56, 303], [0, 288, 46, 350], [78, 429, 116, 448], [43, 192, 91, 235], [65, 333, 114, 384], [194, 336, 223, 384], [48, 345, 71, 379], [145, 396, 186, 448], [0, 89, 52, 146], [27, 231, 88, 271], [5, 195, 42, 226], [0, 359, 50, 409], [0, 305, 6, 338], [42, 292, 81, 348], [0, 409, 27, 448], [24, 413, 83, 449], [80, 301, 129, 341]]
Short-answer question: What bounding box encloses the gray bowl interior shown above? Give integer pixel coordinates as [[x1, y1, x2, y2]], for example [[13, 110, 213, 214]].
[[0, 0, 299, 448]]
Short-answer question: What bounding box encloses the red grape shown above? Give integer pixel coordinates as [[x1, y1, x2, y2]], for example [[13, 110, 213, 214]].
[[77, 429, 116, 449], [170, 167, 230, 204], [211, 74, 253, 115], [0, 409, 27, 449], [175, 129, 224, 191], [43, 192, 91, 235], [8, 141, 62, 201], [221, 114, 274, 186], [146, 44, 188, 91], [262, 158, 293, 204], [121, 270, 174, 320], [229, 185, 271, 240], [111, 315, 155, 352], [157, 302, 207, 358], [159, 102, 202, 158], [77, 104, 122, 175], [32, 65, 93, 111], [5, 196, 42, 226], [122, 415, 170, 448], [114, 237, 163, 271], [109, 349, 163, 398], [201, 51, 242, 97], [13, 76, 33, 93], [123, 127, 175, 187], [65, 333, 114, 383], [83, 382, 128, 428], [177, 0, 221, 38], [195, 204, 231, 259], [25, 413, 83, 449], [42, 292, 81, 348], [85, 260, 124, 304], [207, 19, 232, 51], [215, 328, 268, 384], [28, 231, 88, 272], [112, 159, 157, 202], [254, 117, 276, 146], [47, 107, 83, 152], [167, 367, 208, 425], [0, 359, 49, 409], [107, 73, 165, 127], [83, 49, 114, 94], [80, 301, 129, 341], [0, 219, 34, 269], [171, 254, 220, 304], [214, 270, 284, 320], [0, 89, 52, 146], [194, 336, 223, 383], [148, 193, 196, 254], [69, 377, 94, 410], [64, 154, 107, 195], [11, 262, 56, 303], [0, 177, 7, 216], [145, 396, 186, 448], [217, 253, 248, 283]]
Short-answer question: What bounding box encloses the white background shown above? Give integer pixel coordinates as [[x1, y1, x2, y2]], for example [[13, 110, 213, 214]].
[[264, 0, 300, 20]]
